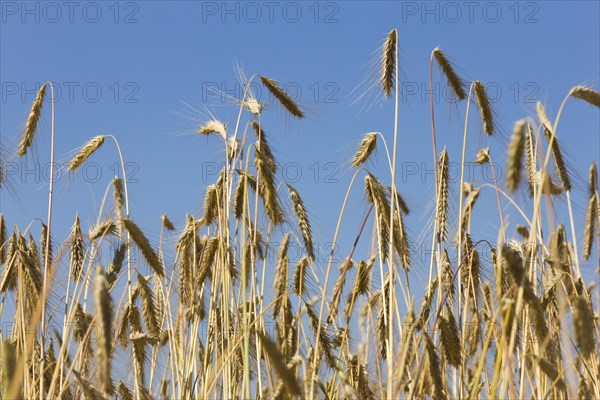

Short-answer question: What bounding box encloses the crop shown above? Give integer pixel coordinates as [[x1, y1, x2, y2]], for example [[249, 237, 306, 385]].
[[0, 29, 598, 400]]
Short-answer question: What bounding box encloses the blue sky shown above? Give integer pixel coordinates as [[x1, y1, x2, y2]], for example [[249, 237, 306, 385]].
[[1, 1, 599, 287]]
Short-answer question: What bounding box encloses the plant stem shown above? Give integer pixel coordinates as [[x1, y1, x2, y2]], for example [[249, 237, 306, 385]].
[[386, 30, 399, 399], [39, 82, 55, 400]]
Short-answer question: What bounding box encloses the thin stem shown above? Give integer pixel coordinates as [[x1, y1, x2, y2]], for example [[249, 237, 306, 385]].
[[429, 50, 439, 195], [39, 81, 55, 400], [487, 155, 506, 237], [456, 81, 474, 316], [386, 32, 400, 399]]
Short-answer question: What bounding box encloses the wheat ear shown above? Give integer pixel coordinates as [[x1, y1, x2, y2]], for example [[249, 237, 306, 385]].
[[260, 76, 304, 118], [474, 81, 494, 135], [67, 135, 105, 171], [432, 48, 467, 100], [381, 29, 397, 97], [18, 83, 47, 156], [506, 120, 526, 192], [569, 85, 600, 108]]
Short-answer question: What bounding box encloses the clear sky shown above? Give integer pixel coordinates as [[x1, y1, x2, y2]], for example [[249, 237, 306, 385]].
[[1, 1, 599, 287]]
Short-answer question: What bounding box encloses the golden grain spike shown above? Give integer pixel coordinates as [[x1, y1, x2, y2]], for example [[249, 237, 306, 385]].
[[474, 80, 494, 135], [475, 147, 489, 164], [439, 307, 462, 367], [257, 332, 302, 396], [89, 219, 116, 241], [441, 250, 454, 304], [122, 218, 164, 276], [516, 225, 530, 239], [541, 172, 563, 196], [436, 148, 449, 242], [543, 126, 572, 192], [251, 121, 276, 171], [245, 97, 264, 115], [349, 354, 375, 400], [260, 76, 304, 118], [536, 102, 553, 132], [364, 173, 391, 259], [433, 48, 466, 100], [255, 147, 284, 225], [233, 174, 248, 221], [203, 184, 219, 225], [287, 183, 315, 261], [161, 214, 175, 231], [329, 259, 353, 323], [293, 256, 309, 296], [198, 119, 227, 139], [0, 233, 17, 292], [0, 215, 6, 265], [583, 192, 598, 260], [107, 242, 127, 286], [506, 119, 526, 192], [381, 29, 397, 98], [136, 272, 159, 335], [352, 132, 378, 167], [569, 85, 600, 108], [273, 233, 290, 319], [113, 177, 125, 234], [460, 186, 480, 236], [524, 123, 537, 197], [393, 210, 410, 268], [73, 370, 105, 399], [573, 295, 594, 357], [424, 333, 447, 399], [118, 382, 134, 400], [535, 355, 562, 387], [69, 214, 84, 281], [67, 135, 106, 171], [589, 162, 598, 194], [18, 83, 47, 157], [389, 187, 410, 215], [346, 258, 374, 314]]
